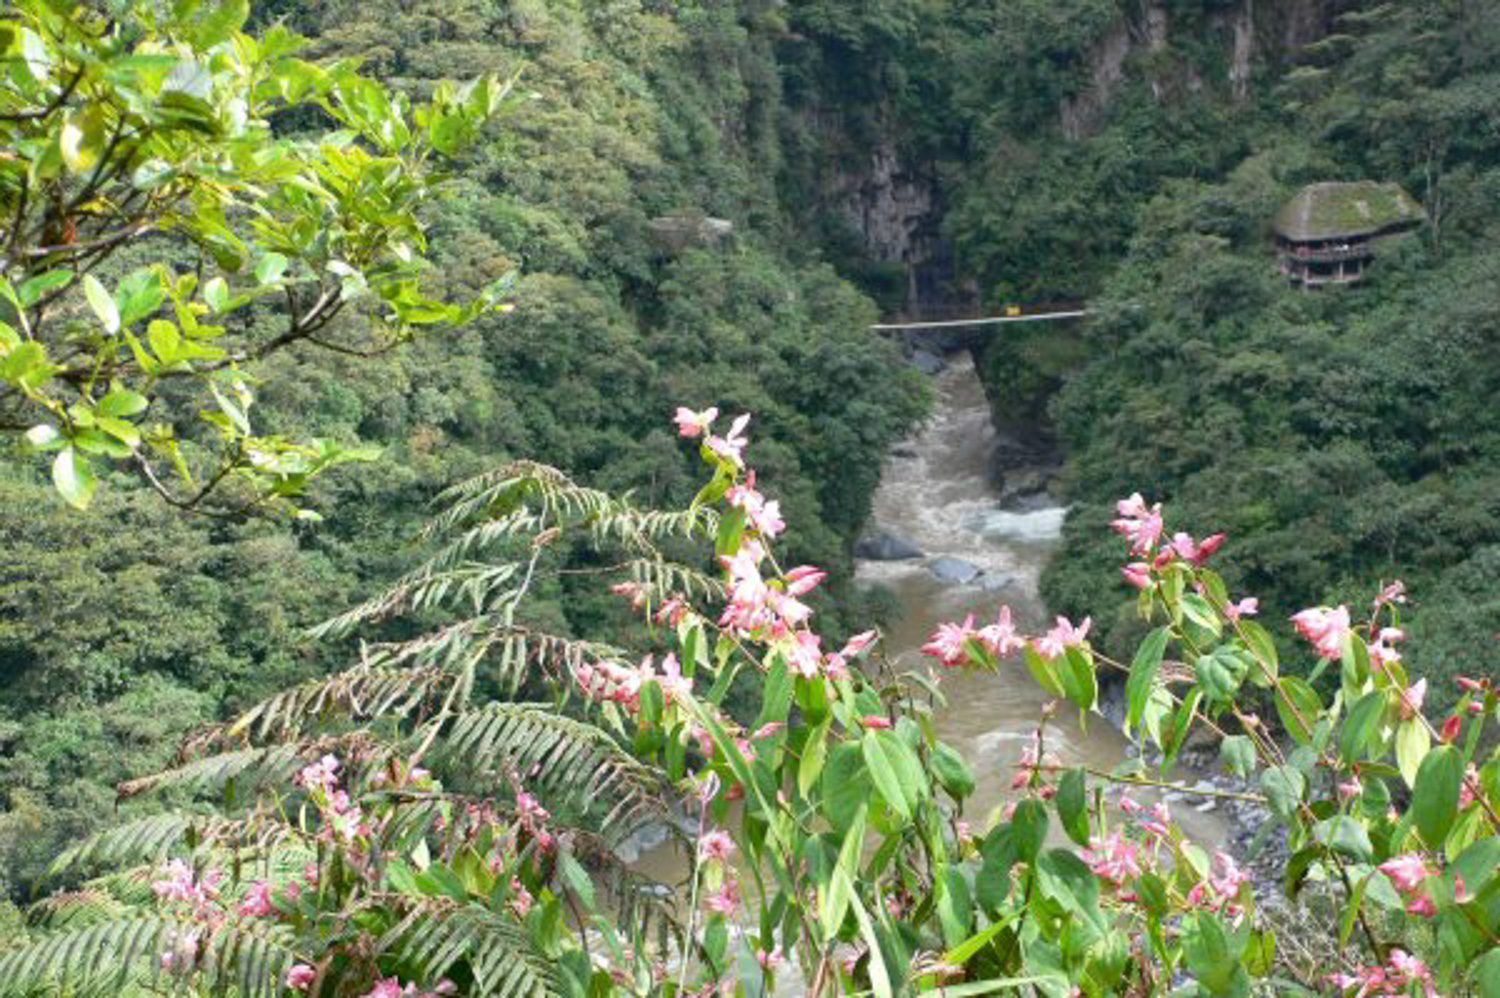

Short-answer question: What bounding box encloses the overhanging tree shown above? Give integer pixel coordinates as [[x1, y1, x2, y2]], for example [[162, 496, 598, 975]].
[[0, 0, 512, 514]]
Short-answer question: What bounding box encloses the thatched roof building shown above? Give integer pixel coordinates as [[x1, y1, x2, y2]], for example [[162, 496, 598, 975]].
[[1274, 181, 1424, 287]]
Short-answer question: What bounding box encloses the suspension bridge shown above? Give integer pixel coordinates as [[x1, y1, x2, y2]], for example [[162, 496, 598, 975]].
[[870, 303, 1090, 331]]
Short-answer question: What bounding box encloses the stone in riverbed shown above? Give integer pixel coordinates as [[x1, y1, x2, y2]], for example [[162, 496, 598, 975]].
[[980, 572, 1016, 592], [928, 557, 983, 584], [909, 349, 946, 375], [854, 531, 924, 561]]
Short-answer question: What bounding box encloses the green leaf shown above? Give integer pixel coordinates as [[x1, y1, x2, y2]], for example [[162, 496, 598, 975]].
[[714, 506, 745, 558], [254, 251, 289, 285], [202, 276, 230, 313], [932, 740, 975, 800], [1476, 949, 1500, 998], [862, 731, 911, 821], [1395, 718, 1430, 788], [1412, 745, 1463, 849], [1259, 765, 1305, 821], [1060, 646, 1097, 713], [1314, 815, 1372, 861], [819, 802, 866, 942], [1195, 646, 1248, 704], [83, 274, 120, 333], [1181, 592, 1223, 643], [1125, 626, 1169, 735], [1023, 645, 1064, 697], [51, 447, 96, 509], [1275, 677, 1322, 746], [798, 720, 829, 798], [820, 744, 872, 834], [1056, 767, 1089, 845], [1339, 690, 1387, 763], [1009, 799, 1048, 864], [97, 389, 149, 417], [17, 270, 72, 306], [1239, 620, 1279, 686], [148, 319, 182, 365], [1220, 735, 1256, 778]]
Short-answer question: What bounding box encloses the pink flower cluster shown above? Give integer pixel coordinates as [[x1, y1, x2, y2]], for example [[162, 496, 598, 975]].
[[674, 406, 750, 468], [152, 859, 225, 924], [698, 829, 735, 863], [1329, 949, 1440, 998], [1290, 605, 1351, 660], [726, 470, 784, 539], [1118, 796, 1171, 841], [1185, 851, 1250, 914], [573, 653, 692, 713], [1379, 852, 1441, 917], [921, 607, 1085, 668], [1082, 832, 1142, 884], [356, 978, 457, 998]]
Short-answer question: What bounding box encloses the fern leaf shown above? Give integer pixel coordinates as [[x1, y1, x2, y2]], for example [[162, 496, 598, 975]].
[[383, 902, 564, 998]]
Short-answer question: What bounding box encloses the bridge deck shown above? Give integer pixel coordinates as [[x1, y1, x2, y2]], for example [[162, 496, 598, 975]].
[[870, 309, 1090, 331]]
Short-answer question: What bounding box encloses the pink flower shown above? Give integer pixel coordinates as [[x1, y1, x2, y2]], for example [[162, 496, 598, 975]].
[[703, 877, 740, 914], [1379, 853, 1437, 893], [1111, 494, 1163, 555], [1290, 606, 1350, 659], [1372, 579, 1406, 610], [1388, 949, 1430, 982], [296, 754, 341, 795], [237, 880, 274, 918], [1337, 779, 1361, 800], [1405, 892, 1436, 917], [1170, 532, 1226, 565], [698, 830, 735, 863], [516, 792, 550, 825], [860, 714, 892, 729], [1208, 851, 1249, 897], [839, 630, 878, 659], [1398, 679, 1427, 720], [1225, 597, 1258, 621], [1082, 832, 1141, 884], [784, 630, 824, 678], [509, 877, 534, 917], [360, 979, 408, 998], [977, 605, 1026, 657], [673, 406, 718, 438], [287, 964, 317, 992], [657, 653, 693, 704], [611, 581, 648, 609], [1121, 562, 1152, 589], [1119, 796, 1170, 840], [756, 946, 783, 970], [705, 414, 751, 467], [1033, 616, 1090, 661], [921, 615, 977, 667], [784, 565, 826, 597], [1440, 714, 1461, 744]]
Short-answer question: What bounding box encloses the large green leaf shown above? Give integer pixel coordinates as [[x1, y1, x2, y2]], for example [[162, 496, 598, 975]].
[[1411, 745, 1463, 849]]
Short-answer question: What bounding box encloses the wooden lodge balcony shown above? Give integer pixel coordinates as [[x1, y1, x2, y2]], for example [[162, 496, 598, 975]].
[[1280, 242, 1373, 265]]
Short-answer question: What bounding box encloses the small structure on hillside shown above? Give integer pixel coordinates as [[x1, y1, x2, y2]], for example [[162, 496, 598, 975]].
[[647, 212, 734, 256], [1274, 181, 1425, 287]]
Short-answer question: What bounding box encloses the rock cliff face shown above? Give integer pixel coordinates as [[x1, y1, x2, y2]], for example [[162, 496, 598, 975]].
[[1061, 0, 1348, 139]]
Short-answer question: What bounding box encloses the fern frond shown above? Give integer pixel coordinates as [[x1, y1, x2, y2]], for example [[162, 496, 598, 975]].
[[424, 461, 612, 538], [117, 743, 305, 798], [51, 811, 304, 878], [49, 813, 200, 874], [24, 890, 133, 931], [0, 915, 294, 998], [435, 703, 668, 840], [226, 666, 453, 741], [382, 901, 564, 998]]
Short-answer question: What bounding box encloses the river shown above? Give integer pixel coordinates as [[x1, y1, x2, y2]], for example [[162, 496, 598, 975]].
[[853, 352, 1226, 842]]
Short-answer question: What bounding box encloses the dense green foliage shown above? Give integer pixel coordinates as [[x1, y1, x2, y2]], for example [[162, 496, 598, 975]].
[[0, 0, 923, 897], [771, 0, 1500, 715]]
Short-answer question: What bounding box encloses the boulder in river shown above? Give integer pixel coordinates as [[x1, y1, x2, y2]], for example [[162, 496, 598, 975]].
[[909, 349, 946, 375], [979, 572, 1016, 592], [928, 556, 983, 584], [855, 531, 924, 561]]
